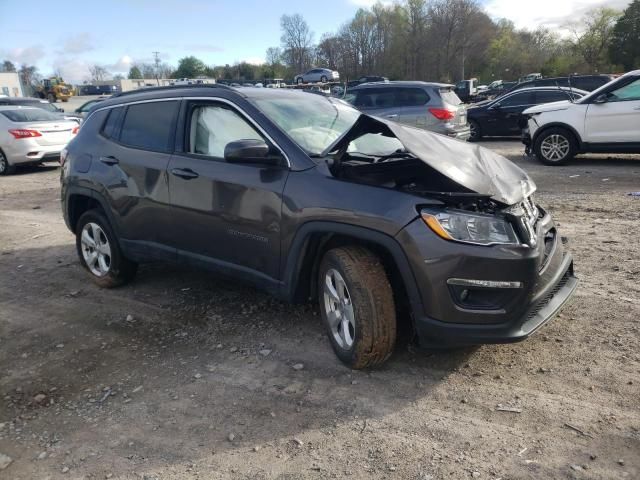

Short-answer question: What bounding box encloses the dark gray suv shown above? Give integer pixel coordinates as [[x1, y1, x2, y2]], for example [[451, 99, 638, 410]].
[[347, 81, 471, 140], [61, 85, 578, 368]]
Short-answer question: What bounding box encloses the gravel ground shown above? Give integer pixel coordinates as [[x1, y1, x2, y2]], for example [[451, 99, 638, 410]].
[[0, 133, 638, 479]]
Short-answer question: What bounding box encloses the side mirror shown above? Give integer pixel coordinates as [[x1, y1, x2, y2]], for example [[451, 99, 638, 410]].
[[593, 93, 609, 104], [224, 139, 282, 166]]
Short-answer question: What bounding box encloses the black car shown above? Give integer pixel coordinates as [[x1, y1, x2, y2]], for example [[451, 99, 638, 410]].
[[347, 76, 389, 88], [60, 85, 578, 368], [467, 87, 587, 140], [504, 75, 615, 95]]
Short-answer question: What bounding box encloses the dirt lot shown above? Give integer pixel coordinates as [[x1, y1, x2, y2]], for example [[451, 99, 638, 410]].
[[0, 140, 639, 479]]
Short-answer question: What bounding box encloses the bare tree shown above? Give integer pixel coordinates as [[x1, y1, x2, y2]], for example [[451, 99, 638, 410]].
[[89, 65, 109, 82], [280, 13, 314, 72]]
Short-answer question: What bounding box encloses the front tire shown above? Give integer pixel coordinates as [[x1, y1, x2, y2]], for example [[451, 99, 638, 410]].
[[75, 210, 137, 288], [533, 127, 577, 166], [47, 94, 56, 103], [296, 77, 303, 85], [0, 150, 15, 175], [318, 246, 397, 369]]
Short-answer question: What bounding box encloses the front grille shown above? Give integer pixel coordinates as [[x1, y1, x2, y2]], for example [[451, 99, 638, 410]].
[[526, 266, 571, 321]]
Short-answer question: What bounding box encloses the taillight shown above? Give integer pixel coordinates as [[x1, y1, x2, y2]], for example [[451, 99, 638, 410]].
[[72, 126, 79, 134], [428, 108, 455, 121], [9, 129, 42, 139]]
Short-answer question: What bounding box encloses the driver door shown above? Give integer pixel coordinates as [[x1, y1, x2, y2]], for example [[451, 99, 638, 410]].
[[166, 100, 289, 281], [584, 76, 640, 143]]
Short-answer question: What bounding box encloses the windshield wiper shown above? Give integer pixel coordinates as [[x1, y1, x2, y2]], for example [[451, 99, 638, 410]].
[[373, 150, 416, 163]]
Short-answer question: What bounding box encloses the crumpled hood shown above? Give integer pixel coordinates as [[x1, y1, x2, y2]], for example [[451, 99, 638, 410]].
[[328, 115, 536, 206], [523, 100, 573, 115]]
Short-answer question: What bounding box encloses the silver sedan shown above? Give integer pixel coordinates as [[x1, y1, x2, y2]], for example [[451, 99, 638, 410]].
[[0, 106, 78, 175], [294, 68, 340, 84]]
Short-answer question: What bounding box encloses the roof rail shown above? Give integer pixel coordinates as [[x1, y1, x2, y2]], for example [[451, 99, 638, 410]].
[[112, 83, 233, 98]]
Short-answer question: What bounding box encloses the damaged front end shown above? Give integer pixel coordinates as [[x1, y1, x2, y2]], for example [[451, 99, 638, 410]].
[[323, 114, 540, 245]]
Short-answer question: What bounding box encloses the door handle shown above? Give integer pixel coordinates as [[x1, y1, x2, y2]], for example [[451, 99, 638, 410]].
[[99, 155, 119, 165], [385, 114, 398, 119], [170, 168, 199, 180]]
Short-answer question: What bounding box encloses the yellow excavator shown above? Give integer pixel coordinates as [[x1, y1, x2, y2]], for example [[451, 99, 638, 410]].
[[34, 77, 74, 103]]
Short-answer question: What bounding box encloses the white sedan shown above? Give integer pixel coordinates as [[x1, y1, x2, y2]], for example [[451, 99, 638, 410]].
[[0, 106, 78, 175]]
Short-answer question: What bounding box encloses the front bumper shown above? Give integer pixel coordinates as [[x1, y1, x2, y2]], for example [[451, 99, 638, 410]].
[[397, 210, 578, 347]]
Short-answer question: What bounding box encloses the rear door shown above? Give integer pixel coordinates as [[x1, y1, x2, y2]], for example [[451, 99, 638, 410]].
[[487, 91, 535, 135], [102, 100, 179, 252], [352, 87, 396, 119], [165, 99, 288, 282], [394, 87, 431, 127], [584, 76, 640, 143]]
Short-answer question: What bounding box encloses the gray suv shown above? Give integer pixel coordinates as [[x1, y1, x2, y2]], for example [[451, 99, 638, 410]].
[[61, 85, 577, 369], [348, 81, 470, 140]]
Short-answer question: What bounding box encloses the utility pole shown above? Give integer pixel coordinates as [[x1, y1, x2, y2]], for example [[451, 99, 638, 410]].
[[153, 51, 161, 86]]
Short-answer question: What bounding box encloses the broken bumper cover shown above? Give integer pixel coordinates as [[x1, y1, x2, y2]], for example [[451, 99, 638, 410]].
[[396, 212, 579, 348], [413, 254, 578, 347]]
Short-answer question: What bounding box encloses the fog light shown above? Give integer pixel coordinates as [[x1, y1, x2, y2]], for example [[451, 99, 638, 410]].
[[447, 278, 523, 289]]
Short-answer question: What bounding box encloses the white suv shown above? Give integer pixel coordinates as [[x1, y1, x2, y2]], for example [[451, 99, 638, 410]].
[[522, 70, 640, 165]]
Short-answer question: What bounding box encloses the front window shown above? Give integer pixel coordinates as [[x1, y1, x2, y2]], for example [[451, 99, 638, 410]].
[[608, 78, 640, 102], [253, 94, 361, 155], [188, 104, 263, 158]]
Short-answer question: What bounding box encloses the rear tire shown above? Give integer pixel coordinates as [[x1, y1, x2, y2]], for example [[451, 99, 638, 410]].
[[75, 210, 137, 288], [318, 246, 397, 369], [47, 94, 56, 103], [297, 77, 303, 85], [533, 127, 577, 166], [0, 150, 15, 175], [469, 119, 482, 141], [320, 75, 328, 83]]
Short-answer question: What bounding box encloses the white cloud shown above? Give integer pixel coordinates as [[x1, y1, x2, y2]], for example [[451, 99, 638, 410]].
[[485, 0, 631, 33], [243, 56, 265, 65], [0, 45, 45, 65], [52, 58, 92, 84], [108, 55, 134, 73]]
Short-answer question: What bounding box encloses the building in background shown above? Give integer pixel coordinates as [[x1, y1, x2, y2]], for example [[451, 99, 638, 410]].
[[77, 77, 216, 94], [0, 73, 23, 97]]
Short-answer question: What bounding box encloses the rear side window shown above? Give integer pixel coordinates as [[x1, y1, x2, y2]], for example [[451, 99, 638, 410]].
[[535, 91, 570, 103], [119, 101, 179, 152], [101, 107, 123, 139], [500, 92, 535, 106], [0, 108, 59, 122], [395, 88, 430, 106], [572, 77, 609, 91]]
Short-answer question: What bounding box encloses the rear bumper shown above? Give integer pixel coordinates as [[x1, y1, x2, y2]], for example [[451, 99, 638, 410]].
[[413, 254, 578, 347], [445, 124, 471, 141], [6, 144, 66, 165]]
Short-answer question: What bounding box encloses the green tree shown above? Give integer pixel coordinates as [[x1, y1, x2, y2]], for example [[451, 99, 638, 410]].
[[1, 60, 16, 72], [569, 7, 620, 72], [128, 65, 143, 79], [173, 56, 206, 78], [609, 0, 640, 70]]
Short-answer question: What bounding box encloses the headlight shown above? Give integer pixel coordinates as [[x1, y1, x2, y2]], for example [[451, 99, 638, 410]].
[[421, 210, 519, 246]]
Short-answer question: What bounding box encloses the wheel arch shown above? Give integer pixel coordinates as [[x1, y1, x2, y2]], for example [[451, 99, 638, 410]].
[[532, 122, 583, 150], [65, 186, 120, 236], [281, 222, 423, 327]]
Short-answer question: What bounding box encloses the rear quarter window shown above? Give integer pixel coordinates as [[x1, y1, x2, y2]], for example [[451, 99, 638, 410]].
[[101, 107, 123, 139], [395, 88, 430, 106], [439, 88, 462, 106], [118, 101, 179, 152]]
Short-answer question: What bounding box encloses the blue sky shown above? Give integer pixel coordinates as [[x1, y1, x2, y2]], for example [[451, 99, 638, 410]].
[[0, 0, 629, 83]]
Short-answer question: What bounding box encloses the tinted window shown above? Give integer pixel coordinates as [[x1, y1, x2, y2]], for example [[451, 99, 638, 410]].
[[189, 105, 263, 158], [0, 108, 59, 122], [535, 90, 570, 103], [500, 92, 535, 106], [119, 101, 178, 152], [572, 77, 608, 91], [101, 107, 123, 139], [395, 88, 430, 106]]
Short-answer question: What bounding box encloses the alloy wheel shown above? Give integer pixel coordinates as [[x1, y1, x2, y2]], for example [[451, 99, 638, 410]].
[[323, 269, 356, 349], [80, 222, 112, 277], [540, 134, 570, 162]]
